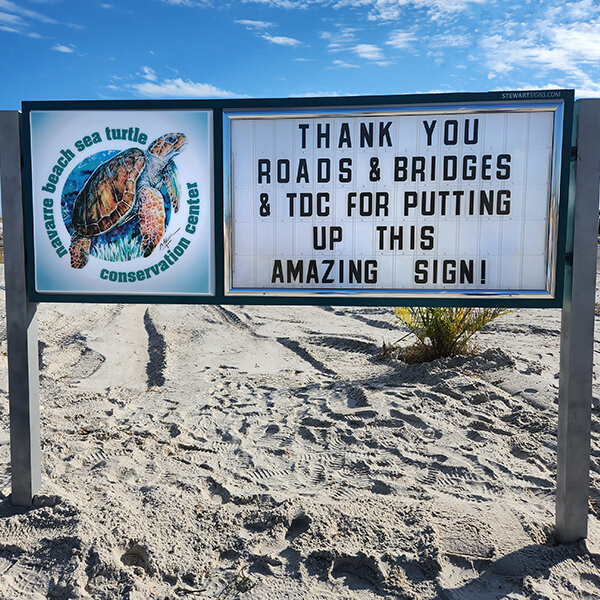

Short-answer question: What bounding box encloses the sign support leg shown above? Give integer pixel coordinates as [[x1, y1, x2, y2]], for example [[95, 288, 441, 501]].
[[556, 99, 599, 543], [0, 111, 41, 506]]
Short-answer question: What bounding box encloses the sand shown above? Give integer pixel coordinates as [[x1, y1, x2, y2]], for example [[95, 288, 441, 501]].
[[0, 266, 599, 599]]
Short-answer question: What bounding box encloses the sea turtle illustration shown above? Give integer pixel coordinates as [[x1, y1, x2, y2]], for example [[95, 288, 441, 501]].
[[68, 132, 188, 269]]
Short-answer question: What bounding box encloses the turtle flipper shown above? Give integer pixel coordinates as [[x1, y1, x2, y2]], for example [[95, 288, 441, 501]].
[[162, 162, 181, 213], [69, 234, 92, 269], [139, 186, 166, 257]]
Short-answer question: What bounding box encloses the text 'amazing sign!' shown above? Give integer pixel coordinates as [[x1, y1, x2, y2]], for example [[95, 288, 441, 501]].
[[28, 110, 214, 296], [227, 103, 565, 299]]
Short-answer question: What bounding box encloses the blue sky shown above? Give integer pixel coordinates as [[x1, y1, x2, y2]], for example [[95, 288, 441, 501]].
[[1, 0, 600, 109]]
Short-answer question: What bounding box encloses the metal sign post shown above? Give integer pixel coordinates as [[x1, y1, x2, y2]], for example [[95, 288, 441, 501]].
[[556, 99, 599, 543], [0, 111, 41, 506]]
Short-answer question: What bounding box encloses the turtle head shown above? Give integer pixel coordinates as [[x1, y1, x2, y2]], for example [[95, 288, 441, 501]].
[[148, 132, 188, 160]]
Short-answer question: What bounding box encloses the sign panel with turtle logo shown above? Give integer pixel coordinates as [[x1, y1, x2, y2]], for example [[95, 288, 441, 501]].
[[28, 110, 214, 296]]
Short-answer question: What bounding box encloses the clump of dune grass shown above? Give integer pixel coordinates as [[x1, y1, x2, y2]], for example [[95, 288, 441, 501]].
[[386, 307, 511, 363]]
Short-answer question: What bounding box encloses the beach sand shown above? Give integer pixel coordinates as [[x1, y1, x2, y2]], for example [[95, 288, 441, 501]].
[[0, 266, 599, 599]]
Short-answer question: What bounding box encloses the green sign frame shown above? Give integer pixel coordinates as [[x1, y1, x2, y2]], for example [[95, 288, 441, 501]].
[[22, 90, 574, 307]]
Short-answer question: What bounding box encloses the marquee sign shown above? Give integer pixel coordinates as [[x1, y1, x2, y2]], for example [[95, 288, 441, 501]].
[[225, 101, 568, 301], [22, 90, 573, 306]]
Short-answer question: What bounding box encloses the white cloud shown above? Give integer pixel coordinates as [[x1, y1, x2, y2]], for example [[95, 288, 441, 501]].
[[130, 77, 245, 98], [358, 0, 485, 21], [352, 43, 384, 60], [261, 33, 302, 46], [552, 23, 600, 63], [0, 0, 58, 35], [0, 0, 56, 23], [386, 30, 416, 49], [329, 59, 360, 68], [52, 43, 75, 53], [235, 19, 274, 29], [241, 0, 310, 8], [154, 0, 200, 5], [474, 0, 600, 89], [429, 33, 470, 48], [427, 50, 445, 64], [243, 0, 485, 13], [482, 21, 600, 77], [573, 78, 600, 99], [0, 10, 20, 25], [141, 66, 158, 81], [236, 19, 301, 49], [320, 27, 358, 50], [0, 0, 58, 26], [562, 0, 599, 21], [243, 0, 483, 14], [293, 90, 348, 97]]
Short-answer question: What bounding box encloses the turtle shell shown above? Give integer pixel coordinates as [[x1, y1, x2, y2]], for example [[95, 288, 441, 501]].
[[71, 148, 146, 237]]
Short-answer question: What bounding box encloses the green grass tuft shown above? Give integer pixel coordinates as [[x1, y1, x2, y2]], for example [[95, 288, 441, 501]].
[[92, 235, 143, 262], [389, 307, 511, 363]]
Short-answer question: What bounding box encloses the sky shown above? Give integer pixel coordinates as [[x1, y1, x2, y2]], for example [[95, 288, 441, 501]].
[[1, 0, 600, 109]]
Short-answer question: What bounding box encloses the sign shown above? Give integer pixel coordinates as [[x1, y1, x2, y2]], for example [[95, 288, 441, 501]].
[[225, 100, 568, 300], [9, 95, 597, 543], [22, 91, 573, 306], [26, 109, 214, 296]]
